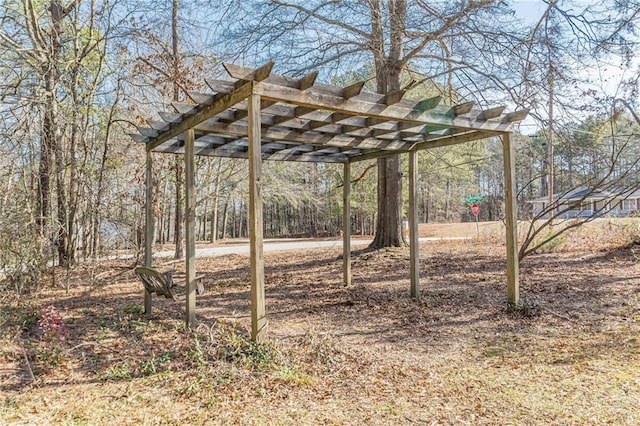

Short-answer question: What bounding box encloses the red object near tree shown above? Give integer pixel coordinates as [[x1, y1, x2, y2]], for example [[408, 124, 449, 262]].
[[472, 203, 479, 216]]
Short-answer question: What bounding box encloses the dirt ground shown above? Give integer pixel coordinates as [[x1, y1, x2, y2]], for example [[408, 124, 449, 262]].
[[1, 222, 639, 425]]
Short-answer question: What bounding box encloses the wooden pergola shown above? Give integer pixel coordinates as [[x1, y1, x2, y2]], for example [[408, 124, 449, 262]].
[[132, 61, 528, 341]]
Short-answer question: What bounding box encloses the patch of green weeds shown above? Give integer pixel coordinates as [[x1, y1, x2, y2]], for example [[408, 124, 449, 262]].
[[275, 366, 314, 386], [185, 334, 207, 367], [38, 346, 63, 370], [4, 395, 18, 409], [96, 326, 111, 343], [140, 352, 173, 376], [125, 318, 164, 336], [376, 403, 399, 416], [123, 304, 143, 315], [106, 363, 133, 380], [177, 376, 203, 396], [21, 310, 39, 331]]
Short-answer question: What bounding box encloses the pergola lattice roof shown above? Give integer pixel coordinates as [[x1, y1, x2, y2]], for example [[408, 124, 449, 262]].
[[132, 61, 525, 341], [132, 61, 528, 161]]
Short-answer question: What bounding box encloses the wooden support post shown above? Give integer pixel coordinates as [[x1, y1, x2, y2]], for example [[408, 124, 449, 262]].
[[502, 132, 519, 305], [343, 162, 351, 286], [185, 128, 197, 327], [144, 150, 153, 314], [408, 150, 420, 297], [248, 90, 267, 342]]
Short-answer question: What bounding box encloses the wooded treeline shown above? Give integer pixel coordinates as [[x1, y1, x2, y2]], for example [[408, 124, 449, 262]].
[[1, 0, 639, 291]]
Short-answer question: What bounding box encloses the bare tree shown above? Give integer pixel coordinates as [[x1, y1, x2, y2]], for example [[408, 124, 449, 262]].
[[211, 0, 523, 247]]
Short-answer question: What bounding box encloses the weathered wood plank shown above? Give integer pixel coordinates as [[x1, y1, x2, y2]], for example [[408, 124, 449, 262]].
[[409, 150, 419, 298], [144, 151, 153, 314], [350, 130, 499, 162], [452, 101, 475, 115], [254, 82, 453, 125], [223, 61, 274, 82], [148, 120, 169, 131], [477, 106, 506, 120], [204, 78, 235, 94], [158, 111, 183, 123], [385, 89, 406, 105], [150, 145, 351, 163], [248, 93, 267, 342], [146, 81, 253, 151], [130, 133, 148, 143], [502, 132, 519, 305], [298, 71, 318, 91], [185, 128, 197, 327], [503, 109, 530, 123], [172, 103, 197, 114], [416, 96, 442, 112], [342, 81, 365, 98], [195, 120, 415, 151], [138, 126, 158, 138], [187, 91, 214, 105], [343, 161, 351, 286]]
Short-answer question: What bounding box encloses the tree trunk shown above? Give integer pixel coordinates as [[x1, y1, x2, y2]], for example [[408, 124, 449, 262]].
[[369, 0, 406, 248], [172, 0, 184, 259]]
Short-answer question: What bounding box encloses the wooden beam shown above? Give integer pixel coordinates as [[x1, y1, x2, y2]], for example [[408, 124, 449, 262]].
[[452, 101, 475, 115], [223, 61, 274, 82], [349, 130, 498, 163], [331, 112, 354, 123], [343, 162, 351, 287], [248, 93, 267, 342], [416, 96, 442, 112], [130, 133, 148, 143], [253, 82, 519, 133], [158, 111, 183, 123], [414, 130, 499, 151], [477, 106, 506, 120], [138, 126, 158, 138], [148, 120, 169, 131], [144, 150, 153, 314], [409, 150, 419, 298], [205, 78, 234, 94], [185, 128, 197, 327], [385, 89, 406, 105], [147, 81, 253, 151], [195, 120, 415, 151], [297, 71, 318, 91], [502, 132, 519, 305], [503, 109, 530, 123], [155, 143, 349, 163], [342, 81, 365, 99], [172, 103, 197, 114], [187, 91, 214, 105]]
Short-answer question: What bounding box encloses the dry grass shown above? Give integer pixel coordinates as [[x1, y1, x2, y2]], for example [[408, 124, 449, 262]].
[[1, 223, 639, 425]]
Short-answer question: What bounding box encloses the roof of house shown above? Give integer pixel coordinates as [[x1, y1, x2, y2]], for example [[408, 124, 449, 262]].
[[529, 185, 640, 203]]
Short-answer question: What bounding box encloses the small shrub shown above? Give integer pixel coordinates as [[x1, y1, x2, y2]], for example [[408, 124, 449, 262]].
[[35, 305, 68, 372], [38, 305, 68, 342]]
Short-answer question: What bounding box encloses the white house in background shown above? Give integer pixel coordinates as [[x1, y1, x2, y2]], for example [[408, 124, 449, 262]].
[[529, 186, 640, 219]]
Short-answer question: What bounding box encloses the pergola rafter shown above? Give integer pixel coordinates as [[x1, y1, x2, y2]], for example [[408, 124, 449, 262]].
[[132, 61, 526, 341]]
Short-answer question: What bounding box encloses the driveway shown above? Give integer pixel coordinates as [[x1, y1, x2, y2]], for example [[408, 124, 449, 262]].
[[153, 237, 468, 259]]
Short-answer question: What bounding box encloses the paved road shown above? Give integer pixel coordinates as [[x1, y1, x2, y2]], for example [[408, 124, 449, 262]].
[[153, 237, 468, 259]]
